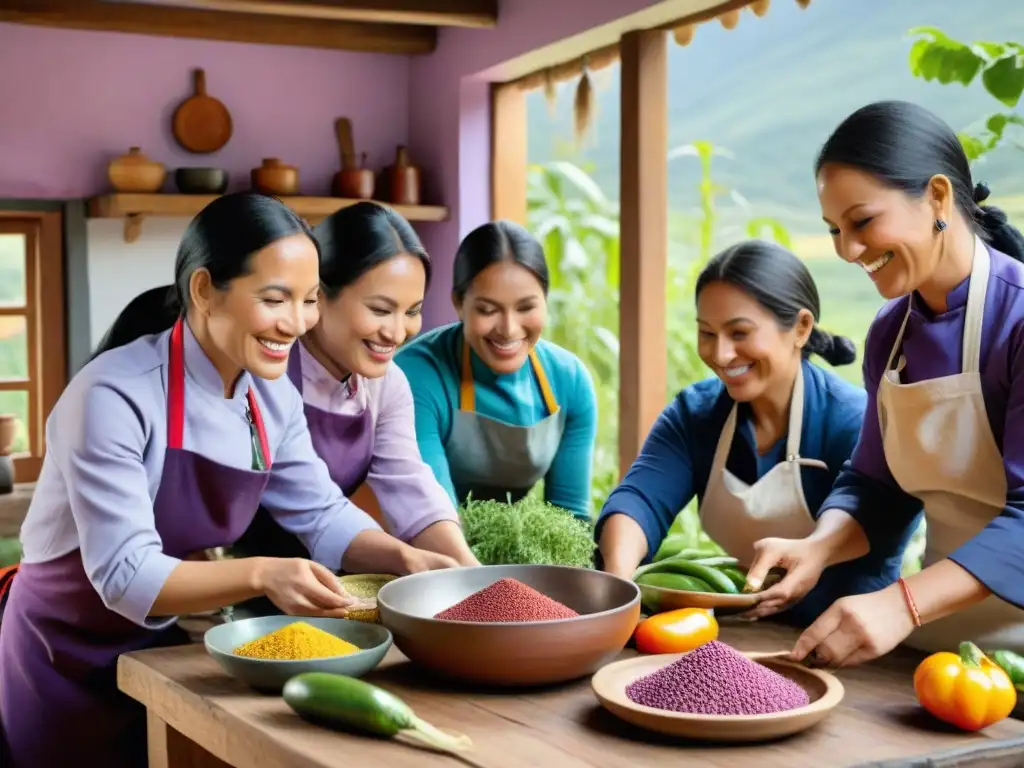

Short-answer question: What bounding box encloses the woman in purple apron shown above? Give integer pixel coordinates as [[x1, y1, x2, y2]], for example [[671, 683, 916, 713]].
[[0, 193, 444, 767], [234, 202, 478, 587]]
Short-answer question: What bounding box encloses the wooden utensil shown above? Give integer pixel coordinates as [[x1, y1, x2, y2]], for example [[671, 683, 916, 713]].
[[332, 117, 374, 199], [386, 145, 421, 205], [172, 69, 233, 154], [591, 650, 844, 742]]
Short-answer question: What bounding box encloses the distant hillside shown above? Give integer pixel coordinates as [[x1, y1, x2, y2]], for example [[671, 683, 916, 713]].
[[527, 0, 1024, 233]]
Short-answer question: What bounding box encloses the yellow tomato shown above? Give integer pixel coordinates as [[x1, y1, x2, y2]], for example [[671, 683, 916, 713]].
[[633, 608, 718, 655], [914, 641, 1017, 731]]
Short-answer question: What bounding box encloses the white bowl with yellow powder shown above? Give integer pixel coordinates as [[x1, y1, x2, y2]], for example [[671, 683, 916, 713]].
[[204, 616, 393, 692]]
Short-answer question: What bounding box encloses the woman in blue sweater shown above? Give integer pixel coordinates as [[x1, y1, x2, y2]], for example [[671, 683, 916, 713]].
[[595, 240, 920, 626], [394, 221, 597, 519]]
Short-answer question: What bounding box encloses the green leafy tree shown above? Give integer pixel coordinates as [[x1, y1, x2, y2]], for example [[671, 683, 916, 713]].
[[907, 27, 1024, 160]]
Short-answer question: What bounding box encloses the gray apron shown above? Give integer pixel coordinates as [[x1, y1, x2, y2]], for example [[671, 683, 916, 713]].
[[445, 337, 566, 504]]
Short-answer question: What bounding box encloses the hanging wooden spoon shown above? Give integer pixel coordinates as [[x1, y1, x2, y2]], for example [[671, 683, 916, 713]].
[[172, 69, 233, 154]]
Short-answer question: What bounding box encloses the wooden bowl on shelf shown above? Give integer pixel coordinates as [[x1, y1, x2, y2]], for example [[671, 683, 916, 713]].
[[108, 147, 166, 193], [251, 158, 298, 196]]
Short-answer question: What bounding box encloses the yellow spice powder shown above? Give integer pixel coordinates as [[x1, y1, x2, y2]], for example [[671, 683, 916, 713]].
[[232, 621, 361, 660]]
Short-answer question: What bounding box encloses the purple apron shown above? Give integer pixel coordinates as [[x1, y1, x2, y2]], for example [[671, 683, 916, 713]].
[[233, 345, 374, 562], [0, 317, 274, 767]]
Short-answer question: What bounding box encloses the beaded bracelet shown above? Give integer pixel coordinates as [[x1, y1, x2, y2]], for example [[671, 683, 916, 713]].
[[898, 576, 922, 627]]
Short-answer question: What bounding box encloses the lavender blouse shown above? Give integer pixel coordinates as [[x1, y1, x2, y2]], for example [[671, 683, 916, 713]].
[[296, 344, 459, 542]]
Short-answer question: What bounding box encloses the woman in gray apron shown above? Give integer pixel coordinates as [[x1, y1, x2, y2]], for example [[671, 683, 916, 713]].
[[0, 193, 437, 767], [394, 220, 598, 520], [595, 240, 913, 627], [234, 202, 477, 577], [746, 100, 1024, 667]]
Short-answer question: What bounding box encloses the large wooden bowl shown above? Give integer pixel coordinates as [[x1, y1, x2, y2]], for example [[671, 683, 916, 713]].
[[592, 649, 844, 742], [377, 564, 641, 687]]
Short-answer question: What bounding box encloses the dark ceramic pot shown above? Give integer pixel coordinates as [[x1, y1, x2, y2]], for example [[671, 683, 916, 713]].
[[175, 167, 229, 195]]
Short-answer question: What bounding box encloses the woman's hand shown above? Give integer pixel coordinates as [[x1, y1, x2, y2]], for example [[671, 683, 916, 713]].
[[255, 557, 356, 618], [790, 585, 916, 668], [740, 537, 828, 618], [398, 546, 461, 574]]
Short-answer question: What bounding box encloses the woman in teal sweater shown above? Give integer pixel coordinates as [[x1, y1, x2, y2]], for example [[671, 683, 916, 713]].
[[394, 221, 598, 518]]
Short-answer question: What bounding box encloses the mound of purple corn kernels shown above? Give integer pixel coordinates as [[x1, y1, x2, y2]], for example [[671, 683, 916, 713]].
[[626, 640, 810, 716]]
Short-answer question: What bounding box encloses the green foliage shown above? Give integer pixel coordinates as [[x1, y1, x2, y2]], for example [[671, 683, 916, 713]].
[[459, 494, 596, 568], [907, 27, 1024, 159]]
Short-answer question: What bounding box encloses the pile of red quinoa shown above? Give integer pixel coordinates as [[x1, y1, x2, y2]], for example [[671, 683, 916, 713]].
[[433, 578, 579, 622], [626, 640, 810, 716]]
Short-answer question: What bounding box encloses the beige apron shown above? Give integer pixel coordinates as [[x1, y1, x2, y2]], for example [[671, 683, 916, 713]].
[[444, 339, 566, 505], [699, 365, 829, 567], [878, 235, 1024, 653]]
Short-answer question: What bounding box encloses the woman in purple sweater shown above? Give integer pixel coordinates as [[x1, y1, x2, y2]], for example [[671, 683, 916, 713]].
[[746, 101, 1024, 666]]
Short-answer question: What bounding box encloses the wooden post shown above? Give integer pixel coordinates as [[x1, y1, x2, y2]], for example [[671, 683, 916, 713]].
[[490, 82, 528, 225], [618, 29, 668, 478]]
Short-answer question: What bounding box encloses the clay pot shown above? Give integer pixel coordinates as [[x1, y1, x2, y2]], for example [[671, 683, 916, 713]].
[[0, 414, 17, 457], [332, 152, 374, 199], [251, 158, 299, 196], [175, 167, 229, 194], [108, 147, 167, 193], [386, 145, 421, 206]]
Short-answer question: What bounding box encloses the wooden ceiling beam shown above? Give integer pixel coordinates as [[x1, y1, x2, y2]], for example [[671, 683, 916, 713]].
[[126, 0, 498, 29], [0, 0, 437, 54]]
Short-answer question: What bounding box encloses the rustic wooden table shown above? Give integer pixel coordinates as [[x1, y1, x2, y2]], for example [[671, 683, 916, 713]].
[[118, 621, 1024, 768]]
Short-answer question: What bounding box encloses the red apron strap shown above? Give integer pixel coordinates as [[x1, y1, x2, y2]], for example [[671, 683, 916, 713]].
[[246, 388, 272, 468], [167, 317, 186, 450], [0, 563, 19, 618]]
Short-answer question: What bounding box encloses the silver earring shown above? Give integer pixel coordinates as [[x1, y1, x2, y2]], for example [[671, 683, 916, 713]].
[[935, 219, 947, 232]]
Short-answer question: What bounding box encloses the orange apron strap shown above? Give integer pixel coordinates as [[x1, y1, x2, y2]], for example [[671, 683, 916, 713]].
[[529, 350, 560, 416], [459, 339, 475, 413]]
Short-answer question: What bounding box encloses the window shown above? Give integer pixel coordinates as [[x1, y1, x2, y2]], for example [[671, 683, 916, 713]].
[[0, 212, 66, 483]]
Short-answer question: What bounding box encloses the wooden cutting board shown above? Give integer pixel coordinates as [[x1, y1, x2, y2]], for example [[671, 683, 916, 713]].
[[172, 68, 233, 154]]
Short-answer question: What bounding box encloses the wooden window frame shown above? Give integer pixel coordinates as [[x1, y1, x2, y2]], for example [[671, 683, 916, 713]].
[[0, 210, 66, 483], [490, 31, 669, 478]]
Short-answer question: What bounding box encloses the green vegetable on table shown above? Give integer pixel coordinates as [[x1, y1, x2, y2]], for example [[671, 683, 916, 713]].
[[987, 649, 1024, 692], [459, 494, 596, 568], [632, 549, 747, 595], [282, 672, 472, 754]]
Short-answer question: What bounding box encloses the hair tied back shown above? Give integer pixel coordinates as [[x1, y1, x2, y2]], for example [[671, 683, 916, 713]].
[[974, 181, 991, 204]]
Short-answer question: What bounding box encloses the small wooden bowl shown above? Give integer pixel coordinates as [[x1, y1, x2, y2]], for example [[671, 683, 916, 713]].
[[638, 582, 759, 616], [592, 650, 844, 742]]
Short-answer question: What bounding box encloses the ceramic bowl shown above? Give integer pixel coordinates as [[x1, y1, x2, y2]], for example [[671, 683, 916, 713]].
[[175, 167, 229, 194], [376, 564, 640, 687], [591, 650, 844, 742], [204, 615, 392, 692]]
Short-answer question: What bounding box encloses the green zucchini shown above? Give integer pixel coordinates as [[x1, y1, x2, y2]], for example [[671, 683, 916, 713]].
[[652, 535, 718, 562], [636, 572, 714, 593], [688, 556, 741, 569], [987, 649, 1024, 692], [719, 566, 749, 591], [282, 672, 472, 754], [635, 559, 738, 594]]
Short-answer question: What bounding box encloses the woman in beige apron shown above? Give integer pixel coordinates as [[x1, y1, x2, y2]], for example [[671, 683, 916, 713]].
[[595, 240, 912, 627], [746, 100, 1024, 666], [394, 220, 597, 521]]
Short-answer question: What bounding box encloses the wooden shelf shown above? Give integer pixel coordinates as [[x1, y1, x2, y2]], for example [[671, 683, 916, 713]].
[[86, 194, 449, 243]]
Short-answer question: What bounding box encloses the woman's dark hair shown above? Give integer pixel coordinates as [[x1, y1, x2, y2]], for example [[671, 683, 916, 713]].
[[313, 201, 430, 300], [695, 240, 857, 367], [816, 100, 1024, 262], [452, 220, 549, 302], [92, 192, 316, 359]]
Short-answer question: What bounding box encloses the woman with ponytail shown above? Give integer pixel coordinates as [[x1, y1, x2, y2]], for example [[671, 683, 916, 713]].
[[0, 193, 452, 768], [596, 239, 895, 627], [747, 100, 1024, 667]]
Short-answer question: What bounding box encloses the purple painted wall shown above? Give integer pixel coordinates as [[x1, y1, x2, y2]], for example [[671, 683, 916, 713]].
[[0, 24, 409, 198], [408, 0, 672, 326]]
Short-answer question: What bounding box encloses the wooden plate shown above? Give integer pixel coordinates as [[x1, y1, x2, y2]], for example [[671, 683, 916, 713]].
[[592, 650, 844, 742], [638, 582, 759, 616], [172, 68, 233, 154]]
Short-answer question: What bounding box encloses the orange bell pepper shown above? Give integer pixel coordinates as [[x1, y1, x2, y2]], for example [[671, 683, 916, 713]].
[[633, 607, 719, 655], [913, 641, 1017, 731]]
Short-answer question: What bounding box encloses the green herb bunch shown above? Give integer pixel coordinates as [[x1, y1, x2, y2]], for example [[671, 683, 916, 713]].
[[459, 495, 597, 568]]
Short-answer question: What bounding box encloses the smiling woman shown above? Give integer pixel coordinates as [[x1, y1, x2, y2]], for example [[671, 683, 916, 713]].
[[394, 220, 598, 521], [232, 202, 478, 590], [0, 193, 447, 768], [595, 240, 917, 629]]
